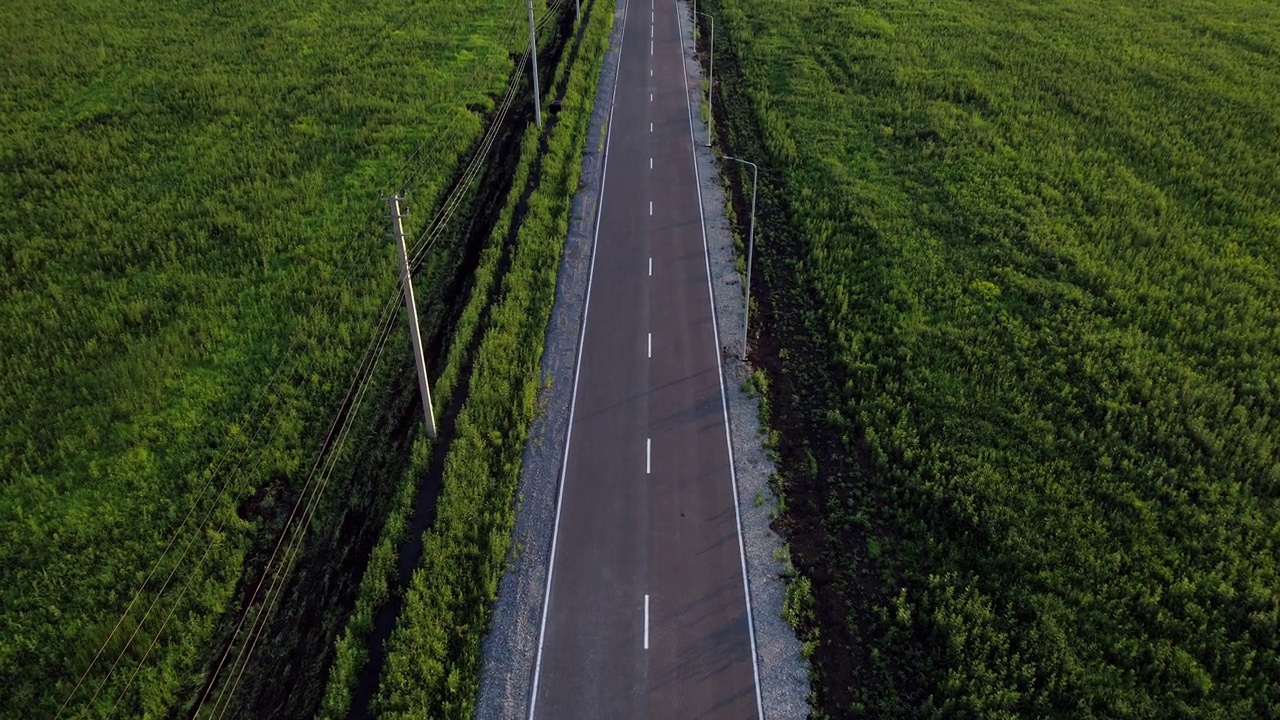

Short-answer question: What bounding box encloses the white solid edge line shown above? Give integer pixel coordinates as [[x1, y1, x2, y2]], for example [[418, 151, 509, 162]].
[[527, 0, 631, 717], [644, 594, 650, 650], [674, 3, 766, 719]]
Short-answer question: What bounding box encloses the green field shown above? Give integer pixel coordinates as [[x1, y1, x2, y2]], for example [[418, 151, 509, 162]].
[[0, 0, 550, 716], [705, 0, 1280, 716]]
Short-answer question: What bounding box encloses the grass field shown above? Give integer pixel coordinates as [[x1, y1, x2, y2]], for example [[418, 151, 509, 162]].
[[0, 0, 537, 716], [703, 0, 1280, 716]]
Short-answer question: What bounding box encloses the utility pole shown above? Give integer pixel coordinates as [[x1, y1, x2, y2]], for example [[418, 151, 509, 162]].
[[707, 15, 713, 147], [386, 195, 438, 438], [576, 0, 581, 22], [723, 156, 757, 357], [527, 0, 542, 128], [695, 11, 714, 147]]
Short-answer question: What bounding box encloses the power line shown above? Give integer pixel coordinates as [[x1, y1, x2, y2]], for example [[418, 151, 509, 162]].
[[63, 1, 569, 714], [394, 0, 562, 203], [56, 346, 312, 718], [195, 1, 570, 711], [410, 51, 532, 269], [211, 314, 398, 719], [391, 4, 531, 196], [404, 0, 570, 264], [58, 11, 504, 707], [192, 278, 404, 720]]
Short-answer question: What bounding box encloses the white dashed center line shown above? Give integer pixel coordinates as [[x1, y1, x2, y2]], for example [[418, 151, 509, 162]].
[[644, 594, 650, 650]]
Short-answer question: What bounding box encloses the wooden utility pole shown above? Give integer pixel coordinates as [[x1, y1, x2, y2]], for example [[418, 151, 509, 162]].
[[386, 195, 437, 438], [527, 0, 542, 128]]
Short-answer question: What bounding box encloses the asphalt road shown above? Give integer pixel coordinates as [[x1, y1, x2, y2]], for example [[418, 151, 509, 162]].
[[528, 0, 761, 717]]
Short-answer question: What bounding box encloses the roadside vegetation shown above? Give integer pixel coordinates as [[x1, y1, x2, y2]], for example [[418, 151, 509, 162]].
[[312, 74, 545, 720], [0, 0, 546, 717], [702, 0, 1280, 716], [315, 1, 610, 716], [372, 1, 612, 716]]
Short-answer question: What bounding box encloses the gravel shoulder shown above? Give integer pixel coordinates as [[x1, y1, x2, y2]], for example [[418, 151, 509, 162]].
[[475, 1, 810, 716]]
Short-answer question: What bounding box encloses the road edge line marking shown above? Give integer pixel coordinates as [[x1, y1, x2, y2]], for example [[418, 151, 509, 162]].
[[528, 0, 631, 715], [675, 2, 766, 718]]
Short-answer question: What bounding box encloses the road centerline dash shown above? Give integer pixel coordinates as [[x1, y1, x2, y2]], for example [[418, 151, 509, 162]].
[[644, 594, 650, 650]]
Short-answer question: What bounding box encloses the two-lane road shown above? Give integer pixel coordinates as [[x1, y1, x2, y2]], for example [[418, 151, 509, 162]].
[[529, 0, 761, 717]]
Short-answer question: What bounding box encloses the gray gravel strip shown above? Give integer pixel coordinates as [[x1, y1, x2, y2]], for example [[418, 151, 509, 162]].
[[475, 0, 810, 717]]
